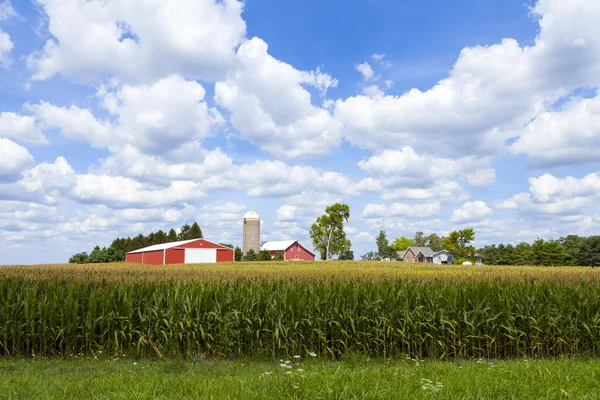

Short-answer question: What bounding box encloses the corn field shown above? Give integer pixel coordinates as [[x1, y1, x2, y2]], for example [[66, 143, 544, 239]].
[[1, 262, 600, 359]]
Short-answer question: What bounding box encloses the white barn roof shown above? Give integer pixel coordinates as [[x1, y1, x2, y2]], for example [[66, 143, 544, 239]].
[[261, 240, 297, 251], [127, 239, 200, 254]]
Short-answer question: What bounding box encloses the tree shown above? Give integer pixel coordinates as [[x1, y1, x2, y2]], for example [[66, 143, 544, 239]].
[[390, 236, 412, 252], [189, 222, 203, 239], [178, 224, 191, 240], [582, 236, 600, 267], [258, 250, 273, 261], [360, 251, 380, 261], [243, 249, 258, 261], [443, 229, 475, 260], [234, 246, 243, 261], [413, 232, 427, 247], [425, 233, 444, 252], [273, 252, 284, 261], [220, 243, 234, 249], [376, 230, 394, 260], [339, 239, 354, 260], [69, 252, 89, 264], [310, 203, 350, 260], [167, 229, 178, 242], [154, 230, 167, 244]]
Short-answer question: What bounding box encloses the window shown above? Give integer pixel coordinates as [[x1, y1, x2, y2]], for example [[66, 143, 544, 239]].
[[295, 255, 300, 259]]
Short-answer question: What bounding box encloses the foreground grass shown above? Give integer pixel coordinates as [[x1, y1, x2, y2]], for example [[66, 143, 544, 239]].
[[0, 357, 598, 399]]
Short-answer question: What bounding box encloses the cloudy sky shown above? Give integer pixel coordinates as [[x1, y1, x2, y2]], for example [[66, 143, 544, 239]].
[[1, 0, 599, 264]]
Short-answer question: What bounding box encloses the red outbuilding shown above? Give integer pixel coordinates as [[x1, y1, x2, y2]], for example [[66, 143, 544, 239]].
[[261, 240, 315, 261], [126, 239, 234, 265]]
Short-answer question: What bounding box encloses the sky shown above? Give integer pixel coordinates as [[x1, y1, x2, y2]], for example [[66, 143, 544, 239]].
[[1, 0, 599, 264]]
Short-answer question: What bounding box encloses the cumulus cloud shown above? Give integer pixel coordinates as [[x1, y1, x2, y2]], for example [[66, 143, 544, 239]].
[[0, 139, 34, 180], [214, 37, 341, 158], [510, 95, 600, 167], [0, 112, 47, 143], [27, 0, 246, 83], [334, 0, 600, 156], [451, 201, 492, 223]]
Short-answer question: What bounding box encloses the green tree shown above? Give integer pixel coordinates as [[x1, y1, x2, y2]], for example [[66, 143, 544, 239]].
[[582, 236, 600, 267], [360, 251, 380, 261], [68, 252, 89, 264], [390, 236, 412, 252], [154, 230, 168, 244], [258, 250, 273, 261], [560, 235, 585, 266], [273, 252, 284, 261], [189, 222, 203, 239], [339, 239, 354, 260], [243, 249, 258, 262], [413, 231, 427, 247], [425, 233, 444, 252], [310, 203, 350, 260], [443, 229, 475, 260], [178, 224, 191, 240], [234, 246, 243, 261], [376, 230, 394, 260], [219, 243, 234, 249], [167, 229, 178, 242]]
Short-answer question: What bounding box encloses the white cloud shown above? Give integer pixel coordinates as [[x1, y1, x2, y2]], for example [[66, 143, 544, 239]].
[[356, 62, 374, 80], [214, 37, 341, 158], [362, 85, 384, 98], [0, 139, 34, 180], [451, 201, 492, 223], [358, 146, 487, 187], [0, 1, 16, 20], [466, 168, 497, 187], [380, 181, 467, 201], [334, 0, 600, 155], [384, 80, 394, 89], [28, 75, 222, 154], [510, 95, 600, 167], [0, 29, 13, 67], [276, 204, 297, 222], [0, 112, 47, 143], [27, 0, 247, 83], [371, 54, 385, 62], [202, 201, 246, 214], [528, 172, 600, 202], [362, 201, 440, 219]]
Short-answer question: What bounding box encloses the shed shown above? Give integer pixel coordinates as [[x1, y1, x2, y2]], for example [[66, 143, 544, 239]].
[[126, 239, 234, 265], [261, 240, 315, 261]]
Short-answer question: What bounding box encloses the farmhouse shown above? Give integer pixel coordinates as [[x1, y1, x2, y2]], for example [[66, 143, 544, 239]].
[[125, 239, 234, 265], [400, 246, 483, 264], [261, 240, 315, 261]]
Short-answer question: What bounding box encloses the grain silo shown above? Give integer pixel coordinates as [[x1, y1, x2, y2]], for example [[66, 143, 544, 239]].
[[243, 211, 260, 254]]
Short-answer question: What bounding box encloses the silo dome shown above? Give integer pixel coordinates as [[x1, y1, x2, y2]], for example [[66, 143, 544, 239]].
[[244, 211, 260, 219]]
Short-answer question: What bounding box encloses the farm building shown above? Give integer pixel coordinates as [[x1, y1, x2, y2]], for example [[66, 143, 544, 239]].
[[126, 239, 234, 265], [261, 240, 315, 261]]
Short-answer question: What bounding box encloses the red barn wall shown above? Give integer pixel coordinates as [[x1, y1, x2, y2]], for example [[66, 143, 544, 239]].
[[165, 248, 185, 264], [216, 248, 234, 262], [126, 253, 143, 263], [142, 250, 164, 265], [284, 242, 315, 261], [178, 240, 224, 249]]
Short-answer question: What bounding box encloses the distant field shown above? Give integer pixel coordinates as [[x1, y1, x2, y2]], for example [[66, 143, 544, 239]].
[[1, 262, 600, 360], [2, 261, 599, 282]]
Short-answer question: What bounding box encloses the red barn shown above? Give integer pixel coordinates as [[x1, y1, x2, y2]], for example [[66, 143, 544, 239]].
[[126, 239, 234, 265], [261, 240, 315, 261]]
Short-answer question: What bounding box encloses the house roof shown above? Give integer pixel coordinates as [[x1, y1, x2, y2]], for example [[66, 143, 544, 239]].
[[127, 239, 200, 254], [261, 240, 297, 251], [400, 246, 436, 258]]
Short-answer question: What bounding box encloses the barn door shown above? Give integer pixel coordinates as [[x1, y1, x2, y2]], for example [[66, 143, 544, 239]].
[[184, 248, 217, 263]]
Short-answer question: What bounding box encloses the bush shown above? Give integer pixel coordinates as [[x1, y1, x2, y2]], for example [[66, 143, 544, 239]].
[[258, 250, 273, 261], [273, 252, 284, 261]]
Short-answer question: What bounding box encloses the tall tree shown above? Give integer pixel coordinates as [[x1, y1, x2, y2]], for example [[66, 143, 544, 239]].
[[425, 233, 444, 252], [376, 230, 394, 260], [339, 239, 354, 260], [412, 232, 427, 247], [234, 246, 243, 262], [390, 236, 412, 252], [443, 229, 475, 261], [178, 223, 191, 240], [154, 230, 168, 244], [189, 222, 203, 239], [167, 229, 178, 242], [243, 249, 258, 261], [310, 203, 350, 260]]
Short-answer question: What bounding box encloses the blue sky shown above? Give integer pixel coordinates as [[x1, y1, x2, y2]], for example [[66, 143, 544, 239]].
[[1, 0, 599, 264]]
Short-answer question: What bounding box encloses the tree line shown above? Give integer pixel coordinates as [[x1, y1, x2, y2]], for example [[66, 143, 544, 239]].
[[68, 222, 204, 264], [478, 235, 600, 266]]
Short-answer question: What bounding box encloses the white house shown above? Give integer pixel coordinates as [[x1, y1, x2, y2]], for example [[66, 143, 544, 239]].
[[431, 250, 456, 265]]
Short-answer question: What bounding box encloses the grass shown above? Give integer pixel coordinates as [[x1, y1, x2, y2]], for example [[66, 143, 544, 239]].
[[1, 356, 599, 399]]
